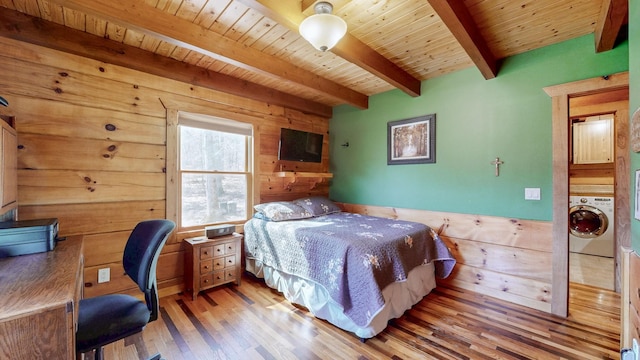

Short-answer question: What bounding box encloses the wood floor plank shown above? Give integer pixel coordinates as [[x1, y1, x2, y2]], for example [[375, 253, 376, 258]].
[[94, 274, 620, 360]]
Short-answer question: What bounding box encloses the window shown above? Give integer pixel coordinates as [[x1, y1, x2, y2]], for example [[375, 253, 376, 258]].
[[178, 113, 253, 229]]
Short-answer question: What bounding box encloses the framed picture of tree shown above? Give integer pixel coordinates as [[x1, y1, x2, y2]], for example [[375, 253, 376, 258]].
[[635, 169, 640, 220], [387, 114, 436, 165]]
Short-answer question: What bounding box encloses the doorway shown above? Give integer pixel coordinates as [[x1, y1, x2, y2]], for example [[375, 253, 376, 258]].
[[568, 93, 628, 290], [544, 72, 629, 317]]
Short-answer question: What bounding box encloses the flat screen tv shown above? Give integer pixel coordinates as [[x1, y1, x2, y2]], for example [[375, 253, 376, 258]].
[[278, 128, 323, 163]]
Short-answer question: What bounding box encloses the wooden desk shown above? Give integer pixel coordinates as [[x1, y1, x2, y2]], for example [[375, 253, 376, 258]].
[[0, 235, 84, 359]]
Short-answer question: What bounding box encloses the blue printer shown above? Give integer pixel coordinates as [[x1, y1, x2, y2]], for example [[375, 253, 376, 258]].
[[0, 218, 59, 258]]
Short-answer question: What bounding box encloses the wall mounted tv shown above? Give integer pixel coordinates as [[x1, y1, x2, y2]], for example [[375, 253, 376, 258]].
[[278, 128, 323, 163]]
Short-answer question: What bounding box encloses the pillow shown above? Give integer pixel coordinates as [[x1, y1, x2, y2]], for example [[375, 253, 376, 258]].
[[253, 201, 312, 222], [252, 212, 269, 221], [293, 196, 341, 216]]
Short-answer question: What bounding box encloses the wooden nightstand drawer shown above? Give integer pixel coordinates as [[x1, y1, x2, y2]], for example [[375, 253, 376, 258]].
[[225, 242, 236, 254], [213, 244, 225, 256], [224, 255, 236, 268], [212, 270, 226, 285], [200, 274, 213, 288], [225, 269, 236, 282], [200, 260, 213, 274], [184, 233, 243, 300], [200, 246, 214, 260], [213, 258, 225, 270]]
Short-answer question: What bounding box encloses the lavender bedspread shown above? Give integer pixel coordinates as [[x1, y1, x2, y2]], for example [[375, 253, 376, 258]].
[[243, 212, 456, 327]]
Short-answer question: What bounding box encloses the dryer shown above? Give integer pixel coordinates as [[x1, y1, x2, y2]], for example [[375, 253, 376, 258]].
[[569, 196, 614, 258]]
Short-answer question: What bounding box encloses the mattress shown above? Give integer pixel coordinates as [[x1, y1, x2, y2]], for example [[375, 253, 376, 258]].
[[246, 258, 437, 339], [243, 211, 456, 338]]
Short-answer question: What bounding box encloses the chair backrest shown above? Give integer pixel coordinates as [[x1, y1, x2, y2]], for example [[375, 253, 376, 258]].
[[122, 219, 176, 321]]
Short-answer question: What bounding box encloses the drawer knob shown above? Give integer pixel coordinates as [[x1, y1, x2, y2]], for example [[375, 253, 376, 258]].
[[204, 265, 210, 269], [203, 251, 209, 255], [204, 279, 209, 283]]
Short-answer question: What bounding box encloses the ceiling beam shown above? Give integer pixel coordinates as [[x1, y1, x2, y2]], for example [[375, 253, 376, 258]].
[[301, 0, 319, 14], [46, 0, 368, 109], [237, 0, 422, 97], [0, 8, 332, 118], [594, 0, 627, 53], [426, 0, 498, 80]]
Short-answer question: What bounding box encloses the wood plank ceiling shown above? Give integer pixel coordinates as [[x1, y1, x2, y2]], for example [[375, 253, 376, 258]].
[[0, 0, 628, 117]]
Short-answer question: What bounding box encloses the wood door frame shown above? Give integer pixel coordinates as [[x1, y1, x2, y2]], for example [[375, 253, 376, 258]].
[[544, 72, 629, 317]]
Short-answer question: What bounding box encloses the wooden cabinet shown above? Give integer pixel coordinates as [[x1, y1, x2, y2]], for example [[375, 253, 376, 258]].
[[0, 116, 16, 213], [184, 233, 242, 300], [0, 235, 84, 359], [572, 115, 614, 164]]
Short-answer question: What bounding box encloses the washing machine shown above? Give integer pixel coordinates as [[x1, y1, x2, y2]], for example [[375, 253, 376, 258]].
[[569, 195, 614, 258]]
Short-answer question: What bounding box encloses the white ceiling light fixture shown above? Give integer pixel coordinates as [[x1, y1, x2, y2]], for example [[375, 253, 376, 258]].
[[299, 2, 347, 52]]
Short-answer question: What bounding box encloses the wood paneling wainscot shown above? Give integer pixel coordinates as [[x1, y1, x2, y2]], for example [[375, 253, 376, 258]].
[[622, 247, 640, 349], [0, 35, 330, 299], [339, 203, 554, 313]]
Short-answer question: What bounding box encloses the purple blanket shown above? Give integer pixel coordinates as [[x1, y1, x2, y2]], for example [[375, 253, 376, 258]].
[[244, 212, 456, 327]]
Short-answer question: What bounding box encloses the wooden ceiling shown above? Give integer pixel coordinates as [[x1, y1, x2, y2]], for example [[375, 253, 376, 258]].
[[0, 0, 628, 117]]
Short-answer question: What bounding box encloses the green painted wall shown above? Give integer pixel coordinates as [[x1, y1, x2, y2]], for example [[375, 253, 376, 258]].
[[630, 0, 640, 250], [329, 34, 628, 221]]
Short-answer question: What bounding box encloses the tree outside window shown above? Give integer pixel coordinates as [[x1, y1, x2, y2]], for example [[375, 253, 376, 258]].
[[179, 124, 251, 228]]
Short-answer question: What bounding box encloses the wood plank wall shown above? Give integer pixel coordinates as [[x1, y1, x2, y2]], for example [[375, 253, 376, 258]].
[[340, 203, 554, 313], [0, 35, 556, 315], [0, 37, 330, 299]]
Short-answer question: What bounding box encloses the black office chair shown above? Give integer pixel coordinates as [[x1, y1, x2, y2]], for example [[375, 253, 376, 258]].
[[76, 219, 176, 360]]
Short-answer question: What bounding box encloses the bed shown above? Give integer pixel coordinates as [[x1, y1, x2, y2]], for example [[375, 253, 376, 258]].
[[243, 197, 456, 339]]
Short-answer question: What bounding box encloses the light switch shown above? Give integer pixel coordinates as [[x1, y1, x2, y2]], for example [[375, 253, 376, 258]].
[[525, 188, 541, 200], [98, 268, 110, 283]]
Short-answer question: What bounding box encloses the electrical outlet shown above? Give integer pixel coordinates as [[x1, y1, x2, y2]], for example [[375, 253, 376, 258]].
[[98, 268, 110, 283], [622, 348, 635, 359], [625, 339, 640, 360]]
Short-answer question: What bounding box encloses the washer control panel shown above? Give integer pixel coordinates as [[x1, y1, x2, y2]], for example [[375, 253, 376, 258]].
[[570, 196, 613, 210]]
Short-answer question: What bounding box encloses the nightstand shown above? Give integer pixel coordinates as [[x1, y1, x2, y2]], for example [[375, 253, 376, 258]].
[[184, 233, 242, 300]]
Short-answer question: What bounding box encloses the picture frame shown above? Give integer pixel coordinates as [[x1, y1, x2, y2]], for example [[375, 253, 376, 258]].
[[387, 114, 436, 165], [635, 169, 640, 220], [632, 107, 640, 152]]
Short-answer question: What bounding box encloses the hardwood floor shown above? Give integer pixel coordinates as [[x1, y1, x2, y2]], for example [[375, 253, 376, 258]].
[[570, 252, 615, 290], [94, 274, 621, 360]]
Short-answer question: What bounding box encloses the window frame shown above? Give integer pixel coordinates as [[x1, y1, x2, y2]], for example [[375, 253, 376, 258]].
[[167, 110, 254, 233]]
